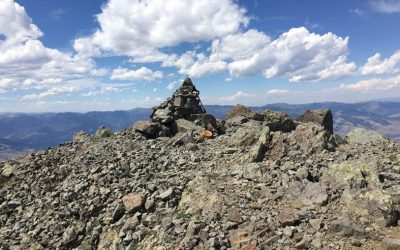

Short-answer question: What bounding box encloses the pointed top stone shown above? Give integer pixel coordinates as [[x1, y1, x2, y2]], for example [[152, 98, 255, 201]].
[[182, 77, 193, 87]]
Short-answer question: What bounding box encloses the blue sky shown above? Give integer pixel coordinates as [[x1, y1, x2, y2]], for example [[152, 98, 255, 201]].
[[1, 0, 400, 112]]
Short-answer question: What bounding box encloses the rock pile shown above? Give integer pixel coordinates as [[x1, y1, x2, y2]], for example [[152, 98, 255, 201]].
[[134, 78, 223, 139], [0, 88, 400, 249]]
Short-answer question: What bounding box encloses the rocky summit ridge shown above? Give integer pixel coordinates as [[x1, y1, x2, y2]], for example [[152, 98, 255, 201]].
[[1, 79, 400, 250]]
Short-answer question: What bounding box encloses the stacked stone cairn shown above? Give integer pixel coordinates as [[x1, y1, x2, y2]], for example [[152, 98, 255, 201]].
[[133, 78, 224, 139]]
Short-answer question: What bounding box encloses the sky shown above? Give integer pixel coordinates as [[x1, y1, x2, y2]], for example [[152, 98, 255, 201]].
[[1, 0, 400, 112]]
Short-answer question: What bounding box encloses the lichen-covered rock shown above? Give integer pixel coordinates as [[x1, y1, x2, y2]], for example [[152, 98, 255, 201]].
[[95, 127, 113, 138], [289, 123, 336, 154], [229, 127, 260, 146], [346, 127, 390, 145], [73, 130, 90, 143]]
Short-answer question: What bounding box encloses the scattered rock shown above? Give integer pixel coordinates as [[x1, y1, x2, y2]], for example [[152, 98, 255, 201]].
[[227, 207, 242, 223], [159, 188, 174, 201], [1, 87, 399, 249]]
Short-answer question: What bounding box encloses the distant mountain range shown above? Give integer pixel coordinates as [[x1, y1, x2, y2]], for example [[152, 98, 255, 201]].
[[1, 101, 400, 160]]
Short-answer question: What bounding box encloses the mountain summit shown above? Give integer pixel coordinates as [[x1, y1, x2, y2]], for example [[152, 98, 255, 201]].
[[1, 86, 400, 249]]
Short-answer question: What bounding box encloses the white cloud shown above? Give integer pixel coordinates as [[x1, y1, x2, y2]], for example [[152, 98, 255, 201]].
[[228, 27, 356, 82], [74, 0, 249, 61], [340, 74, 400, 92], [217, 91, 253, 103], [22, 79, 96, 100], [0, 0, 103, 95], [100, 86, 120, 94], [163, 51, 227, 78], [153, 88, 158, 92], [210, 29, 270, 61], [166, 81, 177, 90], [83, 85, 120, 97], [22, 86, 79, 100], [110, 67, 163, 81], [360, 50, 400, 75], [267, 89, 290, 95], [0, 78, 19, 89], [0, 0, 42, 42], [369, 0, 400, 13]]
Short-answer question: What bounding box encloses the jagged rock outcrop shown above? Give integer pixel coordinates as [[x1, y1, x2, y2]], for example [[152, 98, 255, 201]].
[[298, 109, 334, 134], [1, 98, 400, 249]]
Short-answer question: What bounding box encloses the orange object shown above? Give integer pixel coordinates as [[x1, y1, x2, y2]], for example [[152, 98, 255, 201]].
[[200, 130, 213, 138]]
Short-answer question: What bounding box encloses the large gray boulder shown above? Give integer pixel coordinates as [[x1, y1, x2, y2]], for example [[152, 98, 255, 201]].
[[133, 121, 159, 139], [297, 109, 333, 134]]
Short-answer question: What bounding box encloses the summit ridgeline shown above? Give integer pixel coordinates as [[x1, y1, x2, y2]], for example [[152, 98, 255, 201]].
[[1, 79, 400, 249]]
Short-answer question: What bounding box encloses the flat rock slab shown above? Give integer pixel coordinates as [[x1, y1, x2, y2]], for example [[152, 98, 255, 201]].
[[122, 193, 145, 213]]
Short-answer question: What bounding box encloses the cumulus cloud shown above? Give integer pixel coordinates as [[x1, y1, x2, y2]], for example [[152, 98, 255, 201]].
[[162, 51, 227, 78], [340, 74, 400, 92], [360, 51, 400, 75], [110, 67, 163, 81], [217, 91, 253, 103], [74, 0, 249, 61], [210, 29, 270, 61], [369, 0, 400, 13], [0, 0, 103, 95], [228, 27, 356, 82], [166, 81, 177, 90], [21, 79, 96, 100], [0, 0, 42, 42]]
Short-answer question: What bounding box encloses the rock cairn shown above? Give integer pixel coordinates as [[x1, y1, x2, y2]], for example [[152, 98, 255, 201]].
[[134, 78, 223, 139]]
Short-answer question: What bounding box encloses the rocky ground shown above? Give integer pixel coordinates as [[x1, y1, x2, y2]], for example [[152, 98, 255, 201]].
[[1, 105, 400, 250]]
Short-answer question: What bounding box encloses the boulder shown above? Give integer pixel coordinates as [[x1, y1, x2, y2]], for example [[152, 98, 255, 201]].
[[249, 126, 271, 162], [175, 119, 203, 134], [1, 163, 15, 178], [122, 193, 145, 213], [346, 127, 389, 145], [323, 160, 399, 228], [226, 115, 248, 127], [297, 109, 333, 134], [73, 130, 90, 143], [264, 109, 296, 132], [133, 121, 159, 139], [289, 123, 336, 154], [226, 104, 263, 121], [229, 127, 260, 146], [95, 127, 113, 138], [151, 108, 174, 124]]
